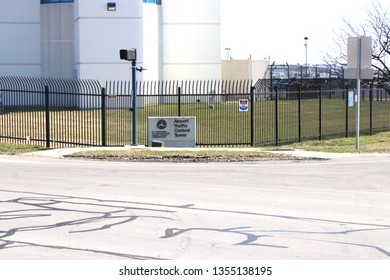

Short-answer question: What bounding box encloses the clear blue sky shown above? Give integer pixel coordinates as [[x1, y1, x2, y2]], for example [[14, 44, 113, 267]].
[[221, 0, 389, 64]]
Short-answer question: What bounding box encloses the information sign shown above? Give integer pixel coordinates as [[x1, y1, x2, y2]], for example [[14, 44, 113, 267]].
[[239, 99, 249, 112], [148, 117, 196, 147]]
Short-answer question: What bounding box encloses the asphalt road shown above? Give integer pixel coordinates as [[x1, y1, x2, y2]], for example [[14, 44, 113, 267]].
[[0, 155, 389, 260]]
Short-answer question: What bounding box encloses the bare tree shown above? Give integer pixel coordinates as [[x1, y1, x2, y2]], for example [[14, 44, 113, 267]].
[[324, 1, 390, 91]]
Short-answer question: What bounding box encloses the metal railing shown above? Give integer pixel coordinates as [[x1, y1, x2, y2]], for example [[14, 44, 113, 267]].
[[1, 76, 389, 148]]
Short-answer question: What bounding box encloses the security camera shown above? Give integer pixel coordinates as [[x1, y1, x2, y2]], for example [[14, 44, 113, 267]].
[[119, 49, 137, 61]]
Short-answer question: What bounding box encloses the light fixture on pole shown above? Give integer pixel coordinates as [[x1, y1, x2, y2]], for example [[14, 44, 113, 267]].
[[304, 37, 308, 77], [120, 48, 138, 146]]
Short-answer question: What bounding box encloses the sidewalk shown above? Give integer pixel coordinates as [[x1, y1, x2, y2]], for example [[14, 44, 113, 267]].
[[22, 145, 388, 160]]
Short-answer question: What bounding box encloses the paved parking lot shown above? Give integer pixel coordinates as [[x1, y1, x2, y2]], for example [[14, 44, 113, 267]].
[[0, 154, 389, 259]]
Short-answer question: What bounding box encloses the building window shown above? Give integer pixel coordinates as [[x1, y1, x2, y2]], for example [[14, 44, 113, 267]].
[[41, 0, 74, 4], [143, 0, 161, 5]]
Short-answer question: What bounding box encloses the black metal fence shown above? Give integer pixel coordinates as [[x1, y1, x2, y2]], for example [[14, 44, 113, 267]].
[[269, 64, 344, 80], [1, 76, 389, 148]]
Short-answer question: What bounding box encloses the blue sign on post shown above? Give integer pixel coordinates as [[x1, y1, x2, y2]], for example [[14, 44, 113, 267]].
[[348, 91, 354, 108]]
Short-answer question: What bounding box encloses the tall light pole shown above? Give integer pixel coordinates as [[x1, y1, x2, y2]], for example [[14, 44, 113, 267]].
[[304, 36, 308, 77]]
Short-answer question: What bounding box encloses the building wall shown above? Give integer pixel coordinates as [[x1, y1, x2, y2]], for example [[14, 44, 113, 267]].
[[0, 0, 41, 76], [162, 0, 221, 80], [41, 3, 74, 78], [0, 0, 222, 82], [74, 0, 144, 81], [221, 59, 270, 81], [143, 3, 163, 81], [251, 60, 271, 80]]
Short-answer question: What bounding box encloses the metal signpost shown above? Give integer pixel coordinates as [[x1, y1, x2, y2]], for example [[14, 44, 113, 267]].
[[344, 37, 374, 152], [356, 38, 362, 151]]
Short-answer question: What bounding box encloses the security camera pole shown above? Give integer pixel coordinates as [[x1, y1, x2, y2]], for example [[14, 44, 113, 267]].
[[120, 48, 138, 146]]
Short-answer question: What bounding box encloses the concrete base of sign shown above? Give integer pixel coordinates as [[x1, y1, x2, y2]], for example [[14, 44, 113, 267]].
[[148, 117, 196, 147], [151, 140, 164, 147]]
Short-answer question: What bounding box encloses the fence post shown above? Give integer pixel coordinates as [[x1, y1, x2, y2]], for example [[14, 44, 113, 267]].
[[298, 85, 302, 142], [177, 86, 181, 117], [0, 87, 3, 115], [250, 86, 255, 146], [345, 85, 349, 138], [319, 85, 322, 141], [370, 83, 373, 135], [44, 85, 50, 148], [101, 87, 107, 146], [275, 87, 279, 146]]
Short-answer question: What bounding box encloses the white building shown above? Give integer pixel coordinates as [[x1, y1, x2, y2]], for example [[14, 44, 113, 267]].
[[0, 0, 221, 82], [0, 0, 41, 77]]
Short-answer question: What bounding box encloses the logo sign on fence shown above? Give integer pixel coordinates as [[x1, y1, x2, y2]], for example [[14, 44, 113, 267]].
[[148, 117, 196, 147], [239, 99, 249, 112]]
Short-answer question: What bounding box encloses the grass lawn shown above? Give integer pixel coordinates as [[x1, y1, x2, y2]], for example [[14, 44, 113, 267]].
[[1, 130, 389, 158], [1, 97, 389, 147], [0, 141, 47, 155], [285, 130, 390, 153]]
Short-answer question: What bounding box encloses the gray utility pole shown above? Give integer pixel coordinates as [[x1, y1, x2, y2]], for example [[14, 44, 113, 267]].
[[345, 37, 374, 152]]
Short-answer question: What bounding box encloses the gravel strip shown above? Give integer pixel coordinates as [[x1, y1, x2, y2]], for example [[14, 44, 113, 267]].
[[65, 154, 325, 163]]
